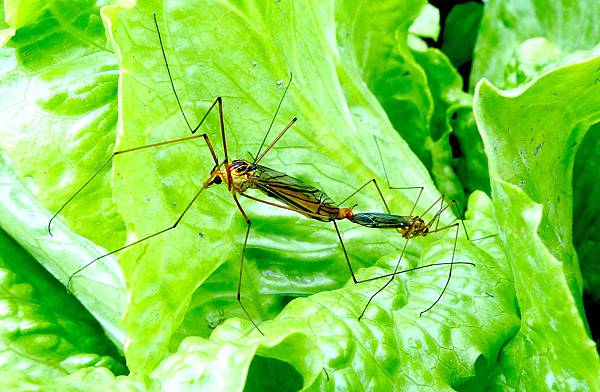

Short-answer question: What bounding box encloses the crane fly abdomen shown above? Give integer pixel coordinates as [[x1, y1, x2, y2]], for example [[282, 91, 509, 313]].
[[351, 212, 412, 229], [252, 165, 341, 222], [351, 212, 430, 239]]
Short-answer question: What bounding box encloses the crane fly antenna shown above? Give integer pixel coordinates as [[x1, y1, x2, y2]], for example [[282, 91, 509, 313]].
[[153, 13, 193, 133], [254, 117, 297, 164], [253, 72, 293, 164]]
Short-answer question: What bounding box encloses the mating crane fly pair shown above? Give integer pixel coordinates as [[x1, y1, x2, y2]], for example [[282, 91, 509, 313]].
[[47, 14, 475, 334]]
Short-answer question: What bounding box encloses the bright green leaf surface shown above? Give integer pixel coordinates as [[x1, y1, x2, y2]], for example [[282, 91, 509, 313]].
[[0, 0, 124, 250], [474, 53, 600, 389], [0, 0, 598, 390], [0, 227, 126, 387], [0, 152, 126, 348], [471, 0, 600, 89], [0, 4, 14, 45], [251, 195, 516, 390], [347, 0, 434, 169]]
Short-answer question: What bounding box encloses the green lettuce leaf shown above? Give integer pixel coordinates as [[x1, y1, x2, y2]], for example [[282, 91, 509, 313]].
[[1, 0, 597, 390], [0, 227, 126, 387], [474, 52, 600, 389], [347, 0, 434, 169], [0, 152, 125, 348], [0, 0, 124, 250], [471, 0, 600, 88]]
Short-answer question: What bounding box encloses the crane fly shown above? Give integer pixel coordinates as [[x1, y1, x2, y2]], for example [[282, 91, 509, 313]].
[[350, 137, 499, 320], [352, 195, 468, 320], [47, 14, 474, 335]]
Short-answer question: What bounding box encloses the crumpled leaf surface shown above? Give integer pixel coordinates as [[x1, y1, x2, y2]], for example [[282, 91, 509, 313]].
[[0, 0, 598, 390], [474, 52, 600, 389]]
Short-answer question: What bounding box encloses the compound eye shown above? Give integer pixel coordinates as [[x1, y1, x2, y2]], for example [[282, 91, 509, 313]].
[[214, 176, 222, 185]]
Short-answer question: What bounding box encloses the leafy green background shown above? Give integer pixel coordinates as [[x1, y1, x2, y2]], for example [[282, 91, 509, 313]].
[[0, 0, 598, 390]]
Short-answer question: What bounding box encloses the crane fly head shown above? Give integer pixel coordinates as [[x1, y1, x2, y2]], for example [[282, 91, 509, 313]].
[[204, 161, 226, 188]]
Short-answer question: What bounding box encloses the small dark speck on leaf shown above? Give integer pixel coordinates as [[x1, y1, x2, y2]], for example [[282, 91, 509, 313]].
[[534, 143, 543, 157], [199, 231, 204, 238]]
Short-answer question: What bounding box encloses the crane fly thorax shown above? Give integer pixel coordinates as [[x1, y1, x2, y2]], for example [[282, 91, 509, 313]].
[[203, 159, 258, 192], [228, 159, 258, 193], [402, 216, 429, 239]]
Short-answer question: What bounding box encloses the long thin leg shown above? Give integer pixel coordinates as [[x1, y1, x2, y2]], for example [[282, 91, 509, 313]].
[[339, 179, 391, 212], [338, 178, 424, 217], [434, 195, 445, 231], [358, 238, 411, 320], [417, 197, 497, 313], [451, 199, 470, 241], [332, 220, 358, 283], [48, 134, 215, 236], [231, 194, 263, 335], [418, 196, 477, 315], [356, 261, 474, 283], [437, 198, 497, 242], [424, 198, 470, 240], [66, 185, 207, 292], [373, 136, 425, 216], [419, 223, 460, 316], [154, 14, 220, 165]]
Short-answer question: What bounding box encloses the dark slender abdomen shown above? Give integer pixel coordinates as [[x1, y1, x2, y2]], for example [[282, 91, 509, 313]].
[[350, 212, 411, 228]]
